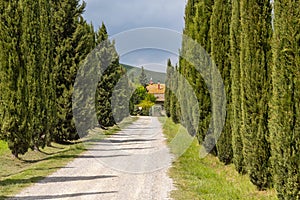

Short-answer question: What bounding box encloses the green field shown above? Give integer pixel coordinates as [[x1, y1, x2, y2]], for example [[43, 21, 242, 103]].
[[0, 117, 137, 199], [160, 117, 277, 200]]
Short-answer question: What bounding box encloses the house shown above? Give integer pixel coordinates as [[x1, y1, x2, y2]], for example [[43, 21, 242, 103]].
[[146, 81, 165, 107]]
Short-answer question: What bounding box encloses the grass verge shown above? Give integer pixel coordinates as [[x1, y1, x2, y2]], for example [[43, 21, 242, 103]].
[[159, 117, 277, 200], [0, 116, 138, 198]]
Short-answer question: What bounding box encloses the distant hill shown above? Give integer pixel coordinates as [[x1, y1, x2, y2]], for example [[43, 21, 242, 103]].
[[121, 64, 166, 84]]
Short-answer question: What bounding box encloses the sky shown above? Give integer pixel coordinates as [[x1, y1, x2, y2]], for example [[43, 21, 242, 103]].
[[82, 0, 187, 73]]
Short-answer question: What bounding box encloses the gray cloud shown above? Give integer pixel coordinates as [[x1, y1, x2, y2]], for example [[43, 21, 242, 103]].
[[82, 0, 186, 71], [82, 0, 186, 35]]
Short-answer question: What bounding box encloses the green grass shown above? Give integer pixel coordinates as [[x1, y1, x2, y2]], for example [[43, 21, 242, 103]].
[[159, 117, 277, 200], [0, 116, 138, 199]]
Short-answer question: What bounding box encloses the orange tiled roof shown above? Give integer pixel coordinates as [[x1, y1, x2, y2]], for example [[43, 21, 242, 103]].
[[146, 84, 165, 94]]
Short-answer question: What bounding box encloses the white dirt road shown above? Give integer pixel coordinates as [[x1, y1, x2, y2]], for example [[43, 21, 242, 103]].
[[11, 117, 175, 200]]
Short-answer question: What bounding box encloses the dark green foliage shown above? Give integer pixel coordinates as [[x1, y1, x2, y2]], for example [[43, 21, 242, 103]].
[[0, 0, 58, 156], [95, 25, 124, 127], [210, 0, 233, 164], [112, 68, 131, 123], [181, 0, 214, 142], [193, 0, 214, 51], [164, 59, 181, 124], [130, 86, 148, 107], [240, 0, 272, 190], [139, 66, 148, 88], [130, 85, 156, 116], [52, 0, 93, 142], [96, 22, 108, 44], [170, 65, 180, 124], [269, 1, 300, 199], [164, 59, 172, 117], [0, 1, 30, 157], [0, 0, 103, 156], [230, 0, 245, 174]]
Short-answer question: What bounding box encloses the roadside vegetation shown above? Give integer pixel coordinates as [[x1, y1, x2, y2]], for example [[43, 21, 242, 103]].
[[164, 0, 300, 199], [0, 117, 137, 198], [160, 117, 277, 200]]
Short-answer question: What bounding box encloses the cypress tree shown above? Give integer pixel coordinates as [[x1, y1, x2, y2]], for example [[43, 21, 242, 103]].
[[269, 1, 300, 199], [52, 0, 91, 142], [39, 0, 57, 147], [180, 0, 214, 142], [112, 67, 131, 123], [195, 0, 214, 144], [72, 22, 99, 136], [22, 0, 45, 150], [240, 0, 272, 189], [95, 24, 124, 128], [170, 64, 180, 124], [0, 1, 31, 157], [230, 0, 245, 173], [164, 59, 172, 117], [179, 0, 203, 138], [210, 0, 233, 164], [139, 66, 148, 88]]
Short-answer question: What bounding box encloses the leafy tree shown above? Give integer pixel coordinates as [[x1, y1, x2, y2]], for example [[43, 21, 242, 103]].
[[210, 0, 233, 164], [269, 1, 300, 199], [130, 86, 148, 105], [240, 0, 273, 190], [137, 100, 155, 116], [130, 85, 156, 115]]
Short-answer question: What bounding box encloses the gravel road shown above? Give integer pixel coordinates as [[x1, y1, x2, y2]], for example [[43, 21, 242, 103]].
[[11, 116, 175, 200]]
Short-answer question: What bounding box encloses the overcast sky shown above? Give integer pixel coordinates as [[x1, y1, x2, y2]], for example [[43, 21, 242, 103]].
[[82, 0, 187, 72]]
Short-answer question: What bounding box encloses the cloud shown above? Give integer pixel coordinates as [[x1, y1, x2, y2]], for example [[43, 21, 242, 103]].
[[82, 0, 186, 35], [120, 49, 179, 73], [82, 0, 186, 73]]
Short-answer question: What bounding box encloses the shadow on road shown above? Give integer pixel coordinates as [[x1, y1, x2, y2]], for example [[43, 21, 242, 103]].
[[86, 147, 154, 151], [98, 138, 157, 144], [0, 175, 118, 187], [21, 153, 129, 163], [3, 191, 117, 200]]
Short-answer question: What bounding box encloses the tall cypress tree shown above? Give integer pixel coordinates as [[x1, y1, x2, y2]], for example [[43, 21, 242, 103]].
[[164, 59, 172, 117], [39, 0, 57, 147], [210, 0, 233, 164], [180, 0, 214, 142], [139, 66, 148, 88], [179, 0, 214, 140], [269, 1, 300, 199], [112, 67, 131, 123], [170, 64, 180, 124], [0, 1, 32, 157], [22, 0, 45, 150], [230, 0, 245, 173], [95, 24, 124, 128], [240, 0, 272, 189], [52, 0, 91, 142]]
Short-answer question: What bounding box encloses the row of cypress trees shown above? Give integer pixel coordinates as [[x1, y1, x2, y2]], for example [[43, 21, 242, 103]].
[[165, 0, 300, 198], [0, 0, 128, 157]]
